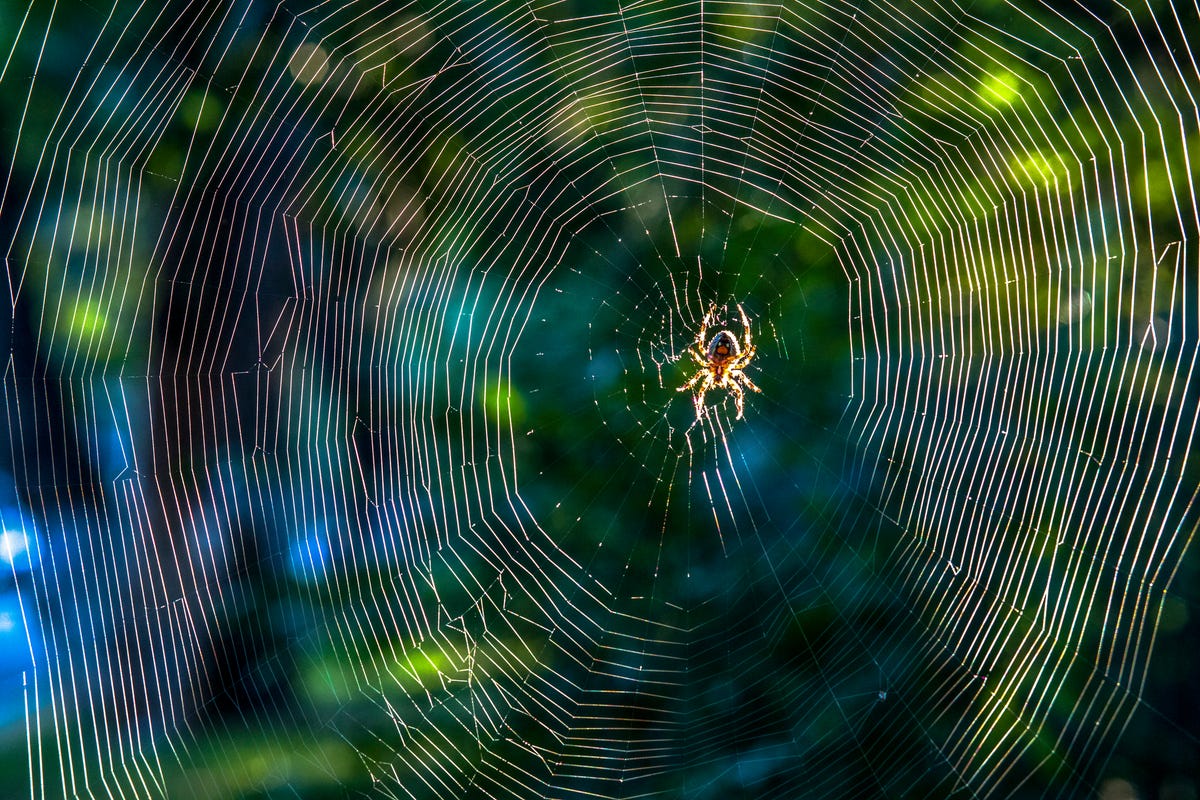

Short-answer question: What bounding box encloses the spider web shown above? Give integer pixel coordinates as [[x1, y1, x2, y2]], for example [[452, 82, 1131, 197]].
[[0, 0, 1197, 797]]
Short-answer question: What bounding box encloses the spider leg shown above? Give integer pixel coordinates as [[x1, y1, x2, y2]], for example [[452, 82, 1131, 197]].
[[726, 347, 756, 371], [693, 373, 714, 419], [738, 303, 754, 351], [696, 303, 717, 352], [729, 379, 746, 420], [677, 369, 707, 392], [690, 346, 708, 367], [733, 370, 762, 394]]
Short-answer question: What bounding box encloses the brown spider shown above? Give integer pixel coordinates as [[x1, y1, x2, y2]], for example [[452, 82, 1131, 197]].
[[677, 303, 761, 420]]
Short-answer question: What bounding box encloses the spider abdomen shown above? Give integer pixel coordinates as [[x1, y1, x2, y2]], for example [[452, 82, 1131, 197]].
[[706, 331, 740, 364]]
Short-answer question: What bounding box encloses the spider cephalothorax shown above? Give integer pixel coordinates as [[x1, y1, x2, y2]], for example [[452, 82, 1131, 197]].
[[677, 303, 761, 420]]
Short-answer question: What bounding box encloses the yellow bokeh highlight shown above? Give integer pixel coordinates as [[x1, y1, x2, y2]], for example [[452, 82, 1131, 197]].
[[1009, 150, 1069, 189], [178, 89, 223, 133], [548, 91, 627, 152], [288, 42, 329, 86], [480, 375, 528, 427], [64, 297, 108, 344], [398, 648, 448, 688], [979, 70, 1022, 107]]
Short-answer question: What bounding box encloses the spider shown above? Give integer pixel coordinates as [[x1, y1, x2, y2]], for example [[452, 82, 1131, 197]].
[[677, 303, 761, 420]]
